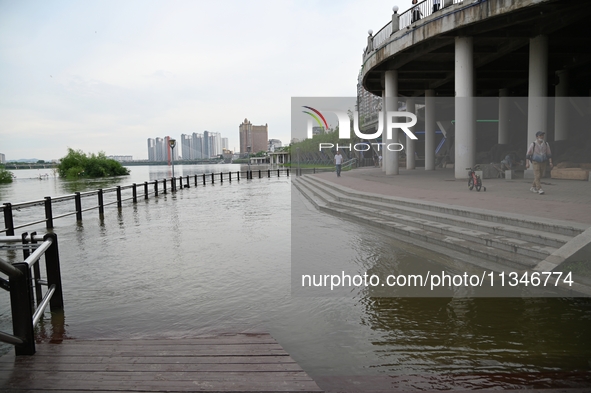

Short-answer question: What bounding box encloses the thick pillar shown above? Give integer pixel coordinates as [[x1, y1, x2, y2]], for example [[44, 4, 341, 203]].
[[554, 70, 569, 141], [498, 88, 510, 145], [406, 98, 416, 169], [454, 36, 475, 179], [385, 70, 399, 175], [381, 90, 387, 172], [425, 90, 435, 170], [527, 35, 548, 145]]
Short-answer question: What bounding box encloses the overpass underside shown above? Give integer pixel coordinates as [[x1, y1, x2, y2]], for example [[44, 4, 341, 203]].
[[361, 0, 591, 178]]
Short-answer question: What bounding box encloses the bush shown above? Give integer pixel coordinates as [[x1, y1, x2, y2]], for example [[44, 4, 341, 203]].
[[0, 165, 14, 184], [58, 149, 130, 179]]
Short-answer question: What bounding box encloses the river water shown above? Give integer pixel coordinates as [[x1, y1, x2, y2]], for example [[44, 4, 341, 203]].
[[1, 165, 590, 390]]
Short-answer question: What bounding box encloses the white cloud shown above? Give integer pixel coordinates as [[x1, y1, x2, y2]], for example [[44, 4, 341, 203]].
[[0, 0, 404, 160]]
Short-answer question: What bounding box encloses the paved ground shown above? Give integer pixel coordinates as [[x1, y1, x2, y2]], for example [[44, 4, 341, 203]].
[[313, 167, 591, 226]]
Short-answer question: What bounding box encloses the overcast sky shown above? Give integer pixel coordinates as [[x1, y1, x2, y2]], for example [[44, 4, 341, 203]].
[[0, 0, 405, 161]]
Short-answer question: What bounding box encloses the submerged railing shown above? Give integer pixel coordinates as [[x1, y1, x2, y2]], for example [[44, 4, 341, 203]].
[[1, 169, 290, 235], [0, 232, 64, 355]]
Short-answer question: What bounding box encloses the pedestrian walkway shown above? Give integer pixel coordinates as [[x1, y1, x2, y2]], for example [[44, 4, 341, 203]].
[[313, 167, 591, 226]]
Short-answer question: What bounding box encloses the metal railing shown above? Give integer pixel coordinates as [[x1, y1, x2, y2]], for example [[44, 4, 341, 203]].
[[0, 232, 64, 355], [368, 0, 466, 52], [1, 169, 290, 235], [293, 159, 359, 176]]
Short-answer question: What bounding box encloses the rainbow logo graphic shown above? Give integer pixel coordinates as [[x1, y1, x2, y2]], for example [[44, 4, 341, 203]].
[[302, 106, 329, 132]]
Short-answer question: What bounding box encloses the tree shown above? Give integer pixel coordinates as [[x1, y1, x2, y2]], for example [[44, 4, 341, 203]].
[[58, 148, 130, 179], [0, 164, 14, 184]]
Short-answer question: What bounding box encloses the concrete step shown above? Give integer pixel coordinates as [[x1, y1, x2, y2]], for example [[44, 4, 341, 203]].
[[298, 176, 566, 256], [303, 175, 582, 242], [293, 177, 539, 270]]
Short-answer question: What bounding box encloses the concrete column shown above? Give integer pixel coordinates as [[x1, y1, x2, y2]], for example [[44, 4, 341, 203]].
[[527, 35, 548, 145], [406, 98, 416, 169], [381, 90, 387, 172], [425, 90, 435, 170], [498, 88, 510, 145], [385, 70, 399, 175], [554, 69, 569, 141], [454, 36, 475, 179]]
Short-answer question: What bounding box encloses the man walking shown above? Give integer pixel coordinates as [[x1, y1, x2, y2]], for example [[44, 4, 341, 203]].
[[334, 150, 343, 177], [526, 131, 553, 194]]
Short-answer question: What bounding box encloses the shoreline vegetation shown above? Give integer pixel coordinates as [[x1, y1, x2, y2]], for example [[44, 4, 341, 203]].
[[57, 148, 130, 179], [0, 164, 15, 184]]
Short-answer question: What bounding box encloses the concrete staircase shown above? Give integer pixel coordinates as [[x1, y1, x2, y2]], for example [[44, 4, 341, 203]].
[[293, 174, 588, 273]]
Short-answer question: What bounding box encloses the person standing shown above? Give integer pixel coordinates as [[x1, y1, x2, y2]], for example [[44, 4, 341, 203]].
[[433, 0, 441, 13], [526, 131, 553, 194], [334, 150, 343, 177], [411, 0, 422, 23]]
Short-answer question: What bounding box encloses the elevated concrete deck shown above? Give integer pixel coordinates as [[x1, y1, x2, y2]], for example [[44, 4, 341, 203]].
[[313, 167, 591, 225]]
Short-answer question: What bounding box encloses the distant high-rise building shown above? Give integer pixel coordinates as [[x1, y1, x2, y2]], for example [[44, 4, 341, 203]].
[[147, 139, 156, 161], [181, 134, 192, 160], [222, 138, 229, 151], [192, 132, 204, 159], [155, 137, 165, 161], [239, 119, 268, 155], [203, 131, 222, 158], [0, 153, 5, 164]]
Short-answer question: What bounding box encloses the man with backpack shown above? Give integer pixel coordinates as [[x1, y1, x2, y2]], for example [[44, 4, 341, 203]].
[[525, 131, 553, 194]]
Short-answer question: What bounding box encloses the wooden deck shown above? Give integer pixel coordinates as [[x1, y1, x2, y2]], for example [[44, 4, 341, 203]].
[[0, 333, 323, 392]]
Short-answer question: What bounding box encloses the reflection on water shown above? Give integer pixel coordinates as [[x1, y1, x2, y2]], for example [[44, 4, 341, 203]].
[[1, 166, 590, 390]]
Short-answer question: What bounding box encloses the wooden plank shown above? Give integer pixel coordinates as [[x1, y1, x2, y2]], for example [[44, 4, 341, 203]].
[[0, 361, 304, 373], [0, 336, 323, 392], [1, 354, 297, 365]]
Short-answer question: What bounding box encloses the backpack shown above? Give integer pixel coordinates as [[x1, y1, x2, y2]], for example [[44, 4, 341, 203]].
[[526, 142, 548, 163]]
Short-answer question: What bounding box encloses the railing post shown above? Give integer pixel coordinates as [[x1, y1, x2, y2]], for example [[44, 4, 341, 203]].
[[211, 173, 214, 184], [44, 197, 54, 229], [20, 232, 33, 310], [144, 182, 149, 199], [268, 169, 270, 178], [116, 186, 122, 208], [163, 179, 167, 194], [194, 174, 198, 186], [4, 203, 15, 236], [277, 169, 280, 177], [75, 192, 82, 221], [185, 175, 190, 188], [202, 174, 206, 186], [98, 189, 104, 215], [220, 172, 223, 183], [10, 262, 35, 355], [237, 171, 240, 181], [229, 172, 232, 182], [391, 6, 400, 32], [287, 169, 290, 177], [259, 170, 261, 178], [132, 183, 137, 203], [43, 233, 64, 312], [29, 232, 43, 307], [171, 177, 176, 192], [154, 180, 159, 196], [178, 176, 183, 189]]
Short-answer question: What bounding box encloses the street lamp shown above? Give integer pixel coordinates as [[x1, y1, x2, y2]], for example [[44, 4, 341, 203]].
[[169, 139, 176, 178], [247, 146, 251, 179]]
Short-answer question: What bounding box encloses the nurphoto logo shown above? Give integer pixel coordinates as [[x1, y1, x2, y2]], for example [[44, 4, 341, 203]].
[[301, 106, 419, 152]]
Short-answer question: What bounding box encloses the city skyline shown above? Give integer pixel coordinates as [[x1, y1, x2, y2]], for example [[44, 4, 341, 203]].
[[0, 0, 402, 161]]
